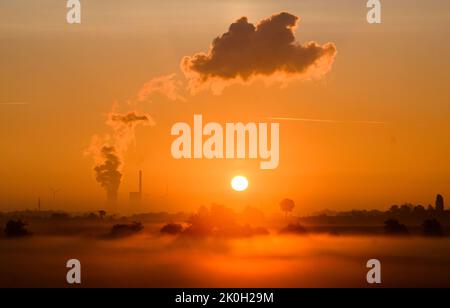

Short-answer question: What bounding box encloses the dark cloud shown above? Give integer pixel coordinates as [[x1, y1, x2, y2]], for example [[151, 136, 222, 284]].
[[181, 12, 337, 93], [110, 112, 151, 127]]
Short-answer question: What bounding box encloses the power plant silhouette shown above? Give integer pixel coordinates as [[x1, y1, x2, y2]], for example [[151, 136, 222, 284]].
[[129, 170, 142, 203]]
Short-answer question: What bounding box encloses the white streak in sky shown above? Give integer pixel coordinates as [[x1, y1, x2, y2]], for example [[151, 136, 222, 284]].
[[267, 117, 386, 125], [0, 102, 29, 105]]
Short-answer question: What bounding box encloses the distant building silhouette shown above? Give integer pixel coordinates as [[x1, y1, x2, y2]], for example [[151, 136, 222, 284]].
[[129, 170, 143, 204]]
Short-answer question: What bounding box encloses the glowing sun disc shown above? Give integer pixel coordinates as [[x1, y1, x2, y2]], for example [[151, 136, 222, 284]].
[[231, 176, 249, 191]]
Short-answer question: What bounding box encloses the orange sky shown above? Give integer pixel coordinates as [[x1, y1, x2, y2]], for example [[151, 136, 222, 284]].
[[1, 0, 450, 214]]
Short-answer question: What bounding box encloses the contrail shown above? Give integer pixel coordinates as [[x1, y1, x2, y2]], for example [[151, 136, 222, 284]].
[[267, 117, 386, 125], [0, 102, 29, 105]]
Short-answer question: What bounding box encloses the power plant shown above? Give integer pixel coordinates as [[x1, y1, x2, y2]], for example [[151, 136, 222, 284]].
[[129, 170, 142, 203]]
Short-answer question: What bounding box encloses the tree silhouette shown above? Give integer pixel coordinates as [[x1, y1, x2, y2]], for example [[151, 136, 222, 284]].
[[413, 205, 426, 216], [422, 218, 443, 237], [280, 198, 295, 219], [280, 223, 307, 234], [400, 204, 413, 215], [4, 220, 31, 237], [98, 210, 107, 220], [389, 205, 400, 214], [435, 194, 444, 212], [109, 222, 143, 238], [384, 219, 409, 235], [160, 223, 184, 235]]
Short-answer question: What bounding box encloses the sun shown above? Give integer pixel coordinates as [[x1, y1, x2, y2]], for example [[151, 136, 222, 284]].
[[231, 175, 249, 192]]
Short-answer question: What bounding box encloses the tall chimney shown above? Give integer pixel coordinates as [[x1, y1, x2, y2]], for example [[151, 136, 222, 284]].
[[139, 170, 142, 196]]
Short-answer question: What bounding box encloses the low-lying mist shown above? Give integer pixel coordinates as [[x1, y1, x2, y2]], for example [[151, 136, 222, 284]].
[[1, 233, 450, 287]]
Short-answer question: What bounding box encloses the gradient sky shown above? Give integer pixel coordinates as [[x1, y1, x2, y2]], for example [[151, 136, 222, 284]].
[[1, 0, 449, 214]]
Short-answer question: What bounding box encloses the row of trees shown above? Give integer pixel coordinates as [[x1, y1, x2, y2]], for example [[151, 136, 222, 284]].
[[279, 194, 447, 218], [389, 194, 445, 216], [384, 218, 444, 236]]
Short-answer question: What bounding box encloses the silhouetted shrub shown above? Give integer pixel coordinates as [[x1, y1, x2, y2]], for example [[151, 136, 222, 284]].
[[98, 210, 107, 219], [4, 220, 31, 238], [384, 219, 409, 235], [85, 212, 99, 220], [422, 219, 443, 237], [160, 223, 184, 235], [280, 223, 307, 235], [109, 222, 143, 238]]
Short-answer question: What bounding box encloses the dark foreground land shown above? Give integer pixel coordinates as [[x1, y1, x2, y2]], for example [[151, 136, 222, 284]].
[[1, 233, 450, 287], [0, 204, 450, 287]]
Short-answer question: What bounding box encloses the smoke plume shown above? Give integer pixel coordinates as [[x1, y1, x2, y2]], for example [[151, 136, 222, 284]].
[[87, 111, 154, 202], [94, 146, 122, 202], [138, 74, 185, 102]]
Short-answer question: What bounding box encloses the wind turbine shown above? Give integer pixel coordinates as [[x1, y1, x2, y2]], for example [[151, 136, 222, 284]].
[[49, 186, 61, 201]]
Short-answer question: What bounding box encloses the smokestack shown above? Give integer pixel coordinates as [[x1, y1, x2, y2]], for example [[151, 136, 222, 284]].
[[139, 170, 142, 196], [88, 111, 152, 206], [129, 170, 143, 203]]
